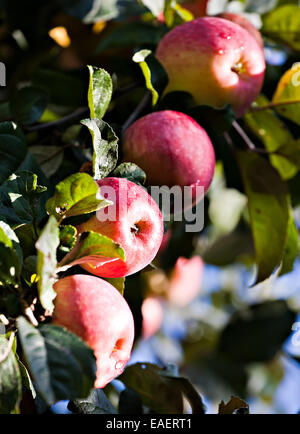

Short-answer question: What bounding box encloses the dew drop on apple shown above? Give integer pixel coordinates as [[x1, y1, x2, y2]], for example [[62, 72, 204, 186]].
[[115, 361, 124, 371], [219, 32, 231, 40]]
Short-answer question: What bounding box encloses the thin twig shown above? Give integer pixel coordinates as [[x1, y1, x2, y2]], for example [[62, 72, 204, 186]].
[[122, 91, 152, 134], [249, 99, 300, 113], [0, 332, 15, 364], [26, 107, 89, 132], [232, 121, 271, 154]]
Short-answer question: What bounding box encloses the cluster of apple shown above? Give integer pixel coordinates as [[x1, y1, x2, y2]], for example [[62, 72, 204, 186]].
[[52, 13, 265, 389]]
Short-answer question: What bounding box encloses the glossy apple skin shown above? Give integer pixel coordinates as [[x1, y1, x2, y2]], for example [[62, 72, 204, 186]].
[[77, 177, 164, 278], [156, 17, 266, 118], [168, 256, 203, 306], [216, 12, 263, 48], [123, 111, 215, 198], [52, 275, 135, 388]]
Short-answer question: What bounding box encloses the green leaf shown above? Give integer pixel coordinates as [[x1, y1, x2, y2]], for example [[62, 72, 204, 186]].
[[160, 365, 205, 414], [164, 0, 193, 28], [262, 5, 300, 50], [133, 49, 168, 106], [46, 173, 111, 222], [1, 171, 47, 227], [10, 86, 49, 125], [218, 396, 249, 414], [203, 229, 254, 266], [0, 135, 27, 185], [29, 146, 64, 178], [244, 95, 298, 180], [35, 216, 60, 313], [0, 335, 22, 414], [81, 119, 118, 179], [237, 151, 290, 283], [58, 231, 125, 273], [280, 210, 299, 276], [218, 300, 296, 363], [276, 139, 300, 169], [17, 318, 97, 407], [17, 358, 36, 399], [112, 162, 146, 185], [0, 221, 23, 285], [87, 66, 113, 119], [119, 363, 184, 414], [69, 389, 117, 414], [59, 225, 77, 252], [0, 121, 25, 142], [272, 63, 300, 126]]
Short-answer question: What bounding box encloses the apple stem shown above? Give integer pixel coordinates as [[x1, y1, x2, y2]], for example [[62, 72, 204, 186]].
[[131, 224, 140, 235], [249, 99, 300, 113]]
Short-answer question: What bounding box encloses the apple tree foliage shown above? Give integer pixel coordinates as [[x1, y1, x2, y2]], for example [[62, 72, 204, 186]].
[[0, 0, 299, 414]]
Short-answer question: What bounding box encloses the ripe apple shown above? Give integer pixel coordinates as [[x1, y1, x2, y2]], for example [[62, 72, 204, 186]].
[[77, 177, 164, 278], [52, 275, 135, 388], [168, 256, 203, 306], [122, 110, 216, 202], [216, 12, 263, 48], [156, 17, 266, 118]]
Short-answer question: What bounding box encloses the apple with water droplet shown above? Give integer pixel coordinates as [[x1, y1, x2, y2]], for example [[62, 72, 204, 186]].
[[216, 12, 263, 48], [156, 17, 265, 117], [52, 274, 135, 388], [76, 177, 164, 278]]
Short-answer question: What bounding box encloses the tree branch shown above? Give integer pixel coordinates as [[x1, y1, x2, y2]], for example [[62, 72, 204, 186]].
[[249, 99, 300, 113]]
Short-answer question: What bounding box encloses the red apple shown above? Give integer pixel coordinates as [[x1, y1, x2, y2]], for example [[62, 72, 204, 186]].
[[141, 296, 164, 340], [168, 256, 203, 306], [122, 110, 215, 201], [77, 177, 164, 278], [216, 12, 263, 48], [156, 17, 266, 118], [52, 275, 135, 388]]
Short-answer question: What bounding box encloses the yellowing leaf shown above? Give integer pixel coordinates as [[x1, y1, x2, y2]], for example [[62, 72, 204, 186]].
[[272, 63, 300, 125], [245, 94, 298, 180]]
